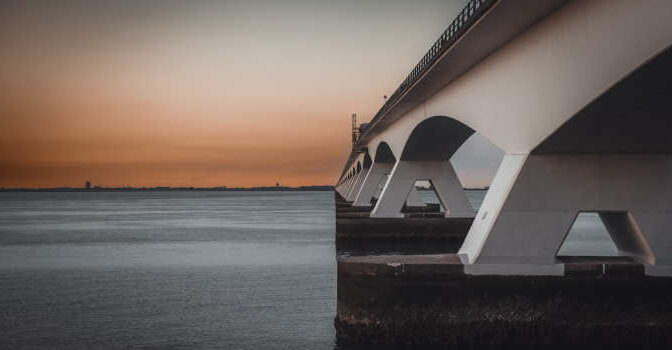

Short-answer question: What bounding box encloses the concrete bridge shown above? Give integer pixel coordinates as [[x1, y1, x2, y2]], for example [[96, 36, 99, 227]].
[[335, 0, 672, 276]]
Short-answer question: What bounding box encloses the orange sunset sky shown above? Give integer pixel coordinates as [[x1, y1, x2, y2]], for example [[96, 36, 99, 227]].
[[0, 0, 501, 188]]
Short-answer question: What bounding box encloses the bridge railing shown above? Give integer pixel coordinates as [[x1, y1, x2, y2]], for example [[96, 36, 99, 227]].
[[363, 0, 496, 140]]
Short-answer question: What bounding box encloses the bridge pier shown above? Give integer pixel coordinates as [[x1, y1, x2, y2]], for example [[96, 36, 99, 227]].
[[371, 160, 474, 219], [336, 160, 474, 250], [335, 183, 346, 197], [343, 176, 355, 200], [336, 174, 352, 198], [353, 161, 393, 207], [335, 190, 472, 249], [333, 0, 672, 344], [459, 154, 672, 276], [345, 168, 365, 202]]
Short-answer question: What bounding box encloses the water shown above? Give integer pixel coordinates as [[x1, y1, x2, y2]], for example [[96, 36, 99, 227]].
[[0, 190, 615, 349], [0, 191, 335, 349]]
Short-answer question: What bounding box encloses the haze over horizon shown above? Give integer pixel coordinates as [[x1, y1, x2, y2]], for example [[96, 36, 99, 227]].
[[0, 0, 502, 188]]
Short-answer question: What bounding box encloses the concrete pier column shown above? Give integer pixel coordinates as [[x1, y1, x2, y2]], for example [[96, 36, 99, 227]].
[[629, 212, 672, 276], [336, 183, 347, 197], [353, 162, 393, 207], [372, 178, 386, 200], [343, 173, 355, 200], [345, 169, 366, 202], [337, 182, 346, 197], [459, 154, 672, 276], [343, 176, 355, 201], [371, 160, 474, 218]]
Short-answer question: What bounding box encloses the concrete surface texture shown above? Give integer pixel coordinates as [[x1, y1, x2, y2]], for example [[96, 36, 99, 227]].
[[335, 0, 672, 276]]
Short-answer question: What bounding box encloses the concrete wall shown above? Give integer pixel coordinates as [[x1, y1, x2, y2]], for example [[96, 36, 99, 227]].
[[364, 0, 672, 158], [345, 0, 672, 274]]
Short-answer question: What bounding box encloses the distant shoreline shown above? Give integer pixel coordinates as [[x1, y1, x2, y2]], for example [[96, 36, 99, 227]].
[[0, 186, 334, 192], [0, 186, 489, 193]]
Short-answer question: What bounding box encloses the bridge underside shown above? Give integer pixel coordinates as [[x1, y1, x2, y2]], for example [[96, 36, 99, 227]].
[[336, 0, 672, 276], [534, 45, 672, 154], [334, 0, 672, 345], [460, 45, 672, 275], [339, 42, 672, 277]]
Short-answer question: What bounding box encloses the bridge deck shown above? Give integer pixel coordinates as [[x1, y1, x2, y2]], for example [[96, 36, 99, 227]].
[[339, 0, 566, 179]]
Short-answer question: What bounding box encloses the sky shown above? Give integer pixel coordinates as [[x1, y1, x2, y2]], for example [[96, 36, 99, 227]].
[[0, 0, 502, 188]]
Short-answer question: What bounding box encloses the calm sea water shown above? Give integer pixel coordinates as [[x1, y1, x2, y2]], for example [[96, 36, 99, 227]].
[[0, 191, 615, 349]]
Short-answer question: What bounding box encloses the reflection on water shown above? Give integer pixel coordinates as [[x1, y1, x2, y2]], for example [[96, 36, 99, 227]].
[[0, 190, 615, 349]]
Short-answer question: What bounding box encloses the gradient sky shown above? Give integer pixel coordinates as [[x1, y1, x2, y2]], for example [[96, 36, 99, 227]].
[[0, 0, 502, 188]]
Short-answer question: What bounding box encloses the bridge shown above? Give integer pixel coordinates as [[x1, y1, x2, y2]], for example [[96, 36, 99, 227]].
[[334, 0, 672, 277]]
